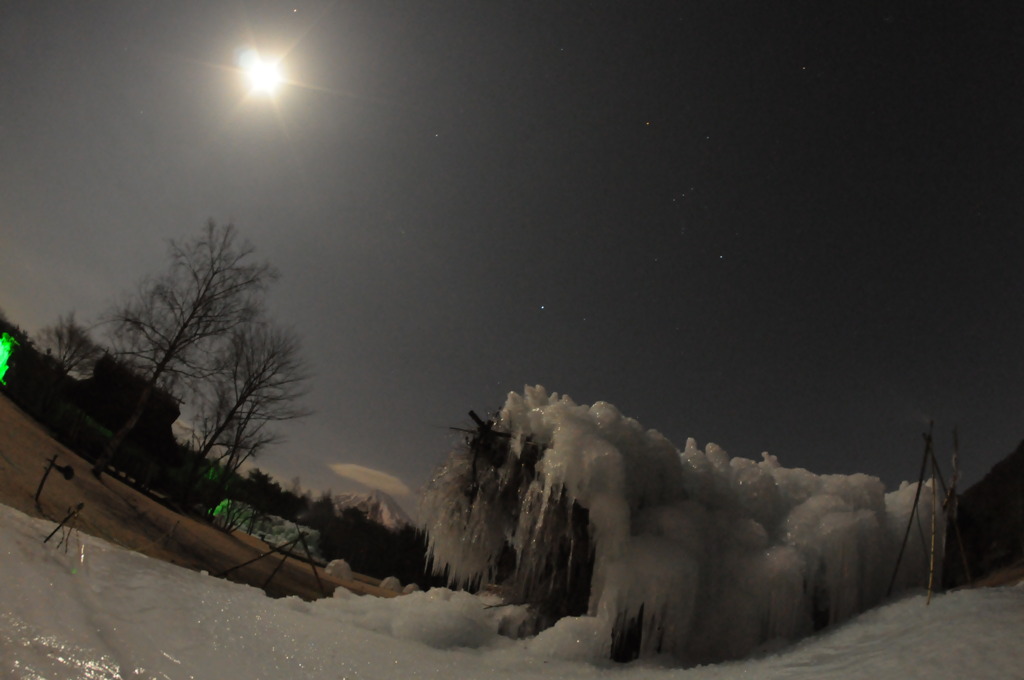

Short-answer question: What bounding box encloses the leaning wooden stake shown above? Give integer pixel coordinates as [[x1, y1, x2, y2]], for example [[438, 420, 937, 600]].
[[297, 530, 327, 597], [217, 536, 302, 578], [35, 454, 75, 505], [922, 429, 973, 591], [217, 531, 327, 597], [927, 451, 939, 604], [261, 541, 295, 589], [943, 428, 972, 586], [888, 427, 932, 598], [44, 502, 85, 543]]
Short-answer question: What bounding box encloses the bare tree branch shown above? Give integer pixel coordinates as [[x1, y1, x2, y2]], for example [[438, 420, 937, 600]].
[[94, 221, 278, 477], [37, 311, 102, 380], [184, 318, 311, 505]]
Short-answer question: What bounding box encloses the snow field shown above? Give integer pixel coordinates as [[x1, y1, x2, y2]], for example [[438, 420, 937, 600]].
[[1, 503, 1022, 679]]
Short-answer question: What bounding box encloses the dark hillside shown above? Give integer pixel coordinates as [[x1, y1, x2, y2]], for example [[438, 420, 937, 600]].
[[944, 440, 1024, 587]]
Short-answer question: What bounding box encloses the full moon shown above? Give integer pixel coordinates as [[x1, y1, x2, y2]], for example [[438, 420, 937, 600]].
[[237, 48, 282, 95]]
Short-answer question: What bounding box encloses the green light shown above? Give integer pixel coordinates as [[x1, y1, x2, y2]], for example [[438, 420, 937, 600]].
[[212, 498, 231, 517], [0, 332, 18, 385]]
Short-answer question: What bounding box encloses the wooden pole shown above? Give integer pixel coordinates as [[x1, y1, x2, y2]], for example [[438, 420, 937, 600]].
[[44, 503, 84, 543], [216, 536, 301, 578], [888, 426, 932, 597], [297, 531, 327, 597], [944, 428, 972, 586], [34, 455, 59, 504], [261, 546, 293, 589], [927, 454, 939, 604]]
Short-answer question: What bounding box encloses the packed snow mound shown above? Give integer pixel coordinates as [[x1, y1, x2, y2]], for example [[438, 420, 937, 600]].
[[380, 576, 404, 593], [335, 489, 413, 530], [422, 386, 940, 664], [325, 559, 354, 581]]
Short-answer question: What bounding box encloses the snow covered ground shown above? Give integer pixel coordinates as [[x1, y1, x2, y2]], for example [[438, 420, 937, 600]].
[[2, 503, 1022, 680]]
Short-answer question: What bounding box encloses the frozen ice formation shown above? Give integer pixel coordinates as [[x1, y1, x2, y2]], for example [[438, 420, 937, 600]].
[[422, 386, 939, 664]]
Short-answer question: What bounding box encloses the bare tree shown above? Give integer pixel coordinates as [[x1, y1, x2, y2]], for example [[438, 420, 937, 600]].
[[185, 319, 310, 507], [94, 221, 277, 477], [37, 312, 102, 380]]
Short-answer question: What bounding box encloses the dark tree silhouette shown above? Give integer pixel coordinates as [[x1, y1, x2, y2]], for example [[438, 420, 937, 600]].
[[93, 221, 276, 478], [184, 319, 310, 508], [37, 311, 102, 380]]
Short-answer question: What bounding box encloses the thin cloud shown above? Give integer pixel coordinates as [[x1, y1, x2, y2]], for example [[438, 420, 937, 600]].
[[328, 463, 411, 497]]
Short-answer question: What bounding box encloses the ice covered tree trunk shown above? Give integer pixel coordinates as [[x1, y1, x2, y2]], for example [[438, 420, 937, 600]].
[[422, 415, 595, 635]]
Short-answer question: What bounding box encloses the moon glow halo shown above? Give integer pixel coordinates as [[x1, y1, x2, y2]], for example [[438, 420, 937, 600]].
[[237, 48, 282, 95]]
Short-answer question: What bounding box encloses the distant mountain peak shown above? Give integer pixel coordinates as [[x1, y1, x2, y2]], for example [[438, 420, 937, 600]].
[[334, 490, 412, 530]]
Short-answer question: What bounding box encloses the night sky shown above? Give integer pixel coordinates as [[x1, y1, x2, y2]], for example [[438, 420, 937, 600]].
[[2, 2, 1021, 514]]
